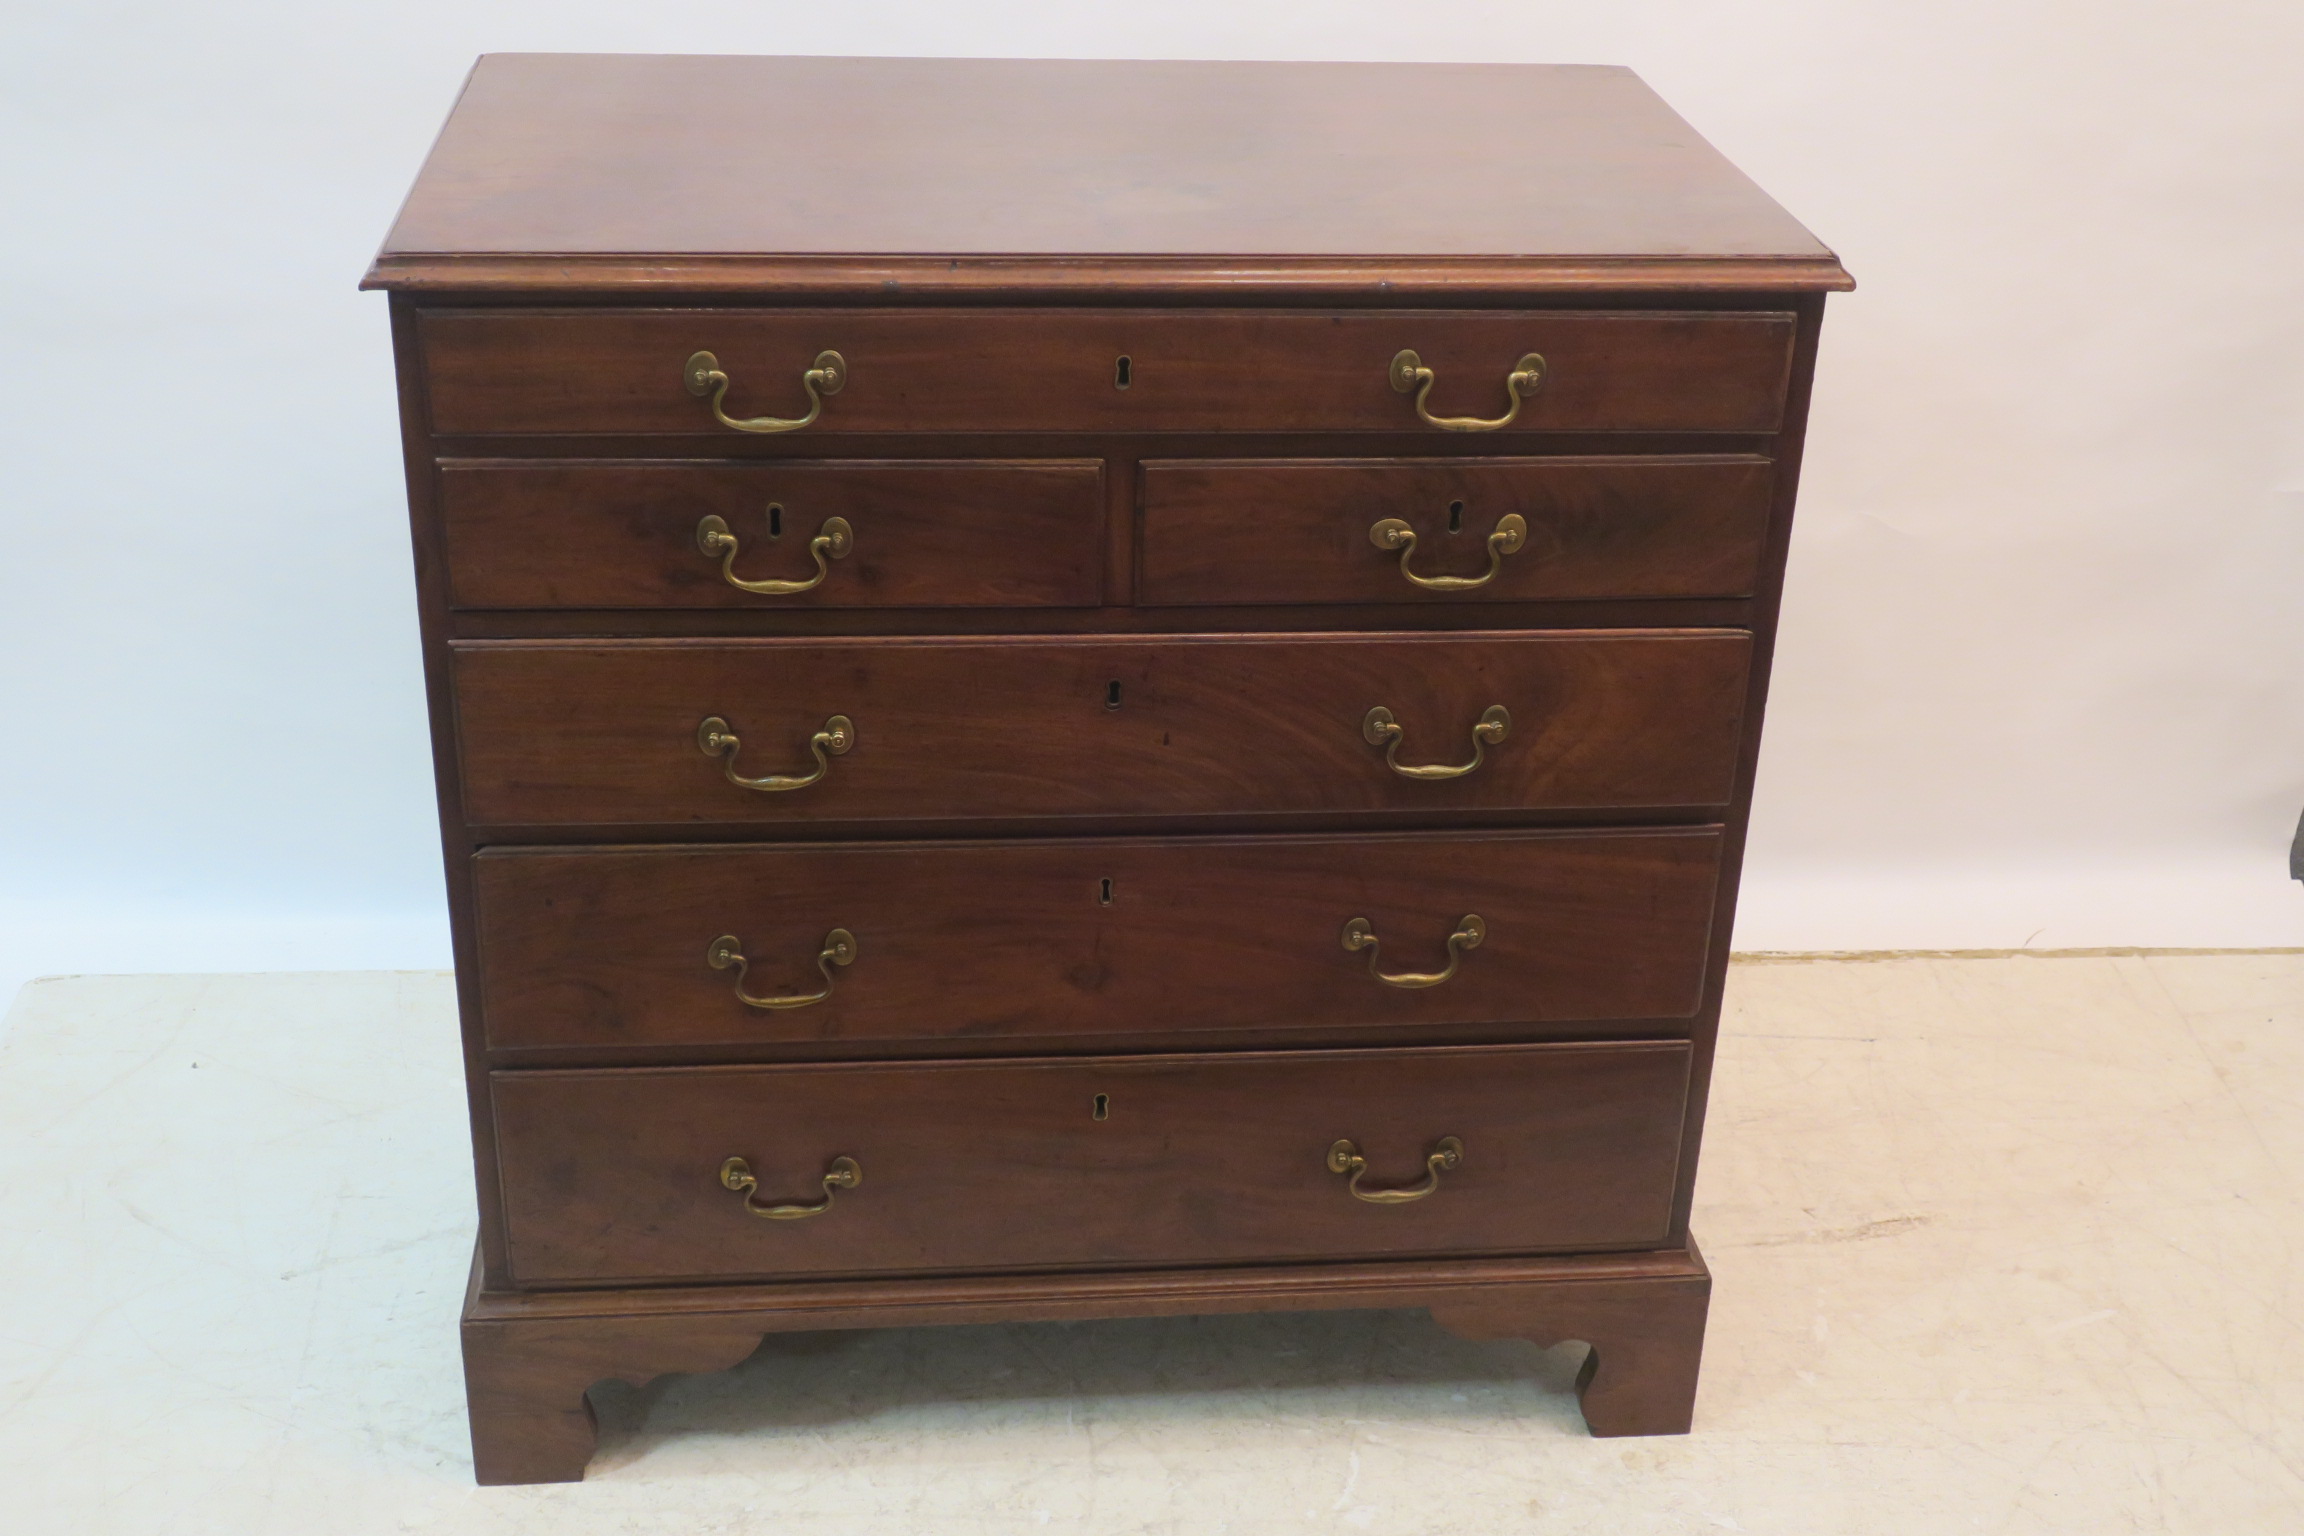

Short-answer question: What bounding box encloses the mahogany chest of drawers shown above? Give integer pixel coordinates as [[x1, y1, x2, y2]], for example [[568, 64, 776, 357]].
[[365, 53, 1848, 1484]]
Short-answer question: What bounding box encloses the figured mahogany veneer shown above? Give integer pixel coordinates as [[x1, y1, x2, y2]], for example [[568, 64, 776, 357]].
[[1139, 457, 1776, 606], [439, 460, 1105, 611], [368, 53, 1845, 1484], [490, 1042, 1692, 1284], [450, 631, 1751, 829], [472, 828, 1723, 1054], [420, 308, 1797, 438]]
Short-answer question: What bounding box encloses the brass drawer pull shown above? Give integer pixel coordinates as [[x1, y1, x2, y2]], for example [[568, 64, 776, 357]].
[[719, 1154, 862, 1220], [698, 713, 853, 792], [1369, 513, 1528, 591], [1342, 913, 1485, 988], [1327, 1136, 1464, 1204], [1390, 349, 1545, 431], [1362, 705, 1510, 780], [684, 348, 846, 434], [698, 513, 853, 595], [707, 928, 857, 1010]]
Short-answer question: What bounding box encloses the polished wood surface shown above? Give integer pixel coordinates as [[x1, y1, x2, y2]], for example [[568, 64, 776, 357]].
[[1138, 456, 1775, 605], [460, 1243, 1711, 1483], [489, 1041, 1690, 1284], [449, 631, 1751, 828], [373, 53, 1844, 1477], [439, 460, 1105, 610], [418, 309, 1796, 437], [472, 828, 1722, 1053], [368, 56, 1849, 296]]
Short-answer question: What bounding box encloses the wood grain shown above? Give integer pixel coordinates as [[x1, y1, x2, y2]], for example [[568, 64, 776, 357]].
[[367, 56, 1847, 296], [471, 828, 1723, 1053], [1139, 455, 1775, 605], [368, 52, 1845, 1483], [460, 1243, 1712, 1481], [449, 630, 1752, 829], [417, 309, 1797, 437], [488, 1041, 1691, 1284], [438, 459, 1104, 610]]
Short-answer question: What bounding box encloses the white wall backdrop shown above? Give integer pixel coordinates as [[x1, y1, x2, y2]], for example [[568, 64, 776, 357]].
[[3, 1, 2301, 1000]]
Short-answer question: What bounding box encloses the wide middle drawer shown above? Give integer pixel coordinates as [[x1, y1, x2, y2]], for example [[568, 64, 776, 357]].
[[472, 828, 1723, 1053], [490, 1040, 1692, 1284], [451, 631, 1752, 828]]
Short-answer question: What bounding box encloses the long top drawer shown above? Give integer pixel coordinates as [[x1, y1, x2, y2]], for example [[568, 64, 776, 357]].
[[419, 309, 1796, 437]]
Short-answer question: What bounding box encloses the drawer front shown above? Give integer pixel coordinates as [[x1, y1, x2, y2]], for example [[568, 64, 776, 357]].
[[421, 308, 1796, 437], [474, 828, 1722, 1053], [1139, 456, 1774, 606], [451, 631, 1751, 828], [439, 460, 1105, 610], [491, 1042, 1691, 1283]]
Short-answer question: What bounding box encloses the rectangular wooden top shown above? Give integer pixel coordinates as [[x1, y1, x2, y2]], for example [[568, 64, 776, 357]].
[[366, 54, 1849, 297]]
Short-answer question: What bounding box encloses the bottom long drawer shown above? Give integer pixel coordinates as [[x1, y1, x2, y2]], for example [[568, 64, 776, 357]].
[[491, 1041, 1690, 1285]]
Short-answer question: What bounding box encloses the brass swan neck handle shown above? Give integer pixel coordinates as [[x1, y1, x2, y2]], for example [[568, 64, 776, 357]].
[[1389, 349, 1545, 432], [1369, 513, 1528, 591], [707, 929, 857, 1010], [698, 714, 853, 793], [685, 348, 846, 434], [719, 1154, 861, 1220], [1362, 705, 1510, 781], [1342, 914, 1486, 989], [698, 512, 853, 595], [1327, 1137, 1465, 1204]]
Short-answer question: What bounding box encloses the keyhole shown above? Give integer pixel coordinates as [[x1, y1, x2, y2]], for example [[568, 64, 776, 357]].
[[767, 502, 784, 539], [1447, 499, 1465, 534], [1106, 680, 1122, 709], [1098, 877, 1114, 906], [1115, 355, 1132, 389], [1092, 1093, 1110, 1121]]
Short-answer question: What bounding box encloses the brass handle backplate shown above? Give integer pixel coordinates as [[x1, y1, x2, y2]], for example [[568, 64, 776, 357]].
[[719, 1154, 862, 1220], [1362, 705, 1510, 780], [1327, 1136, 1465, 1204], [685, 348, 846, 434], [1342, 914, 1486, 988], [1369, 513, 1528, 591], [698, 513, 853, 595], [698, 713, 853, 792], [1390, 349, 1546, 431], [708, 928, 857, 1010]]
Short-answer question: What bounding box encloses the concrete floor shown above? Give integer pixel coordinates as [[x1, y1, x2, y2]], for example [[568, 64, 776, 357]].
[[2, 953, 2300, 1533]]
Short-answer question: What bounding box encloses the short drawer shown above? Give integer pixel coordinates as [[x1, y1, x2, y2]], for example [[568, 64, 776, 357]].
[[1139, 456, 1774, 605], [420, 308, 1796, 437], [490, 1041, 1691, 1283], [450, 631, 1751, 829], [473, 828, 1722, 1053], [439, 460, 1104, 610]]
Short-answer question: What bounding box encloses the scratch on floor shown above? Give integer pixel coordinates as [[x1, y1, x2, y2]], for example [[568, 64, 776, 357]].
[[1726, 1215, 1932, 1248]]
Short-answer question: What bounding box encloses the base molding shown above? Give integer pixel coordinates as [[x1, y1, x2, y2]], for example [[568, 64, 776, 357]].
[[461, 1242, 1711, 1484]]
